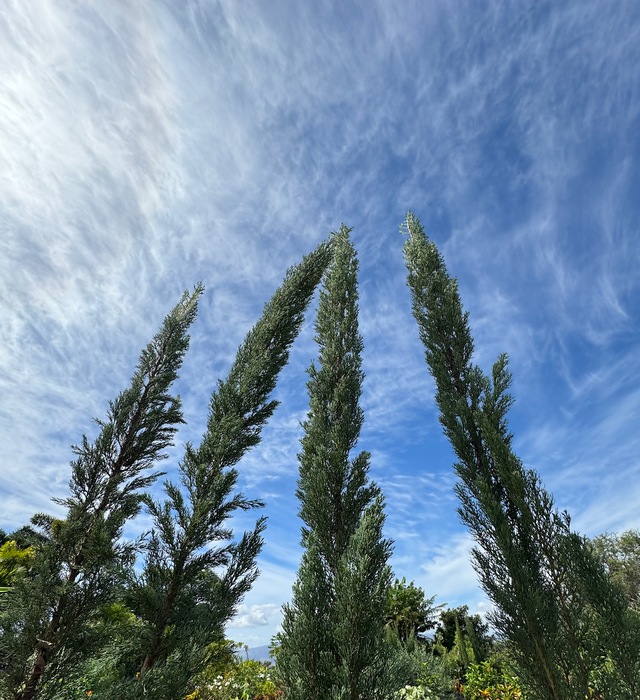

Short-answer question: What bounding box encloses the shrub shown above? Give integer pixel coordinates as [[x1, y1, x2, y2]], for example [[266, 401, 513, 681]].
[[186, 659, 283, 700], [463, 660, 521, 700]]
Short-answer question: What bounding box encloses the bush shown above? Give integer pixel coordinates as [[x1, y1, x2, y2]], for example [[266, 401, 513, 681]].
[[463, 660, 521, 700], [186, 659, 283, 700], [394, 685, 438, 699]]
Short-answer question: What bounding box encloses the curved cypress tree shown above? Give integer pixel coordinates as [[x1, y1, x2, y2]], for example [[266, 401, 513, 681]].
[[278, 226, 393, 700], [1, 286, 203, 700], [402, 211, 640, 700], [118, 239, 336, 698]]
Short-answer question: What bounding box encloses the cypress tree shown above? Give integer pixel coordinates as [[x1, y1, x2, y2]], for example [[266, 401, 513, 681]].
[[332, 495, 392, 700], [402, 211, 640, 700], [278, 226, 393, 700], [0, 286, 203, 700], [454, 616, 470, 670], [114, 239, 336, 697], [277, 534, 335, 699], [465, 615, 486, 664]]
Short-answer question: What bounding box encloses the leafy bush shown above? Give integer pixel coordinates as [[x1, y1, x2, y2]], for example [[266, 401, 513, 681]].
[[463, 660, 521, 700], [394, 685, 437, 699], [186, 659, 283, 700], [384, 627, 433, 689], [0, 539, 34, 591], [416, 654, 459, 696]]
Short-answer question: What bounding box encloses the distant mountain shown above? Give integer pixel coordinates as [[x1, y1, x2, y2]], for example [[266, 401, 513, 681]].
[[246, 645, 271, 663]]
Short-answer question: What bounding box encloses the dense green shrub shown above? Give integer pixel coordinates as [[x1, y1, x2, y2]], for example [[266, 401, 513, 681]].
[[186, 659, 283, 700], [463, 660, 521, 700]]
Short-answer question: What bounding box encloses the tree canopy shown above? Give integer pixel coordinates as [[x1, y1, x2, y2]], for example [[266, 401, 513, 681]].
[[385, 577, 440, 643]]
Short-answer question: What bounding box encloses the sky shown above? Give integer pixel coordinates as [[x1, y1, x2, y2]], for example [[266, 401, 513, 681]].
[[1, 0, 640, 649]]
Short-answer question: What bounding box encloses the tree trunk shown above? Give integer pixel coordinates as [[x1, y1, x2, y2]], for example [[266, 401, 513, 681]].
[[17, 639, 53, 700], [140, 585, 177, 677]]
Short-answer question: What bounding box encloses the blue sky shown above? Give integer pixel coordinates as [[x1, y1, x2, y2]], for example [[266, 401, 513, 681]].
[[1, 0, 640, 648]]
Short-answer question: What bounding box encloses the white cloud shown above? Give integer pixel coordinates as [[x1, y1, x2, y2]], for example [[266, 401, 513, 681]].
[[228, 604, 280, 629], [419, 534, 480, 603]]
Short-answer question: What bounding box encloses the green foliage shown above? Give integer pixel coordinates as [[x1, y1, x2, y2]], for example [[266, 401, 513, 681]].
[[416, 609, 486, 695], [127, 240, 334, 691], [402, 211, 640, 700], [383, 628, 459, 697], [592, 530, 640, 609], [6, 214, 640, 700], [384, 633, 476, 700], [435, 607, 491, 660], [0, 526, 46, 550], [0, 285, 203, 700], [0, 539, 35, 591], [463, 661, 521, 700], [278, 534, 334, 700], [386, 577, 441, 643], [465, 617, 486, 665], [416, 653, 460, 697], [0, 239, 333, 700], [296, 228, 380, 570], [332, 496, 393, 699], [277, 228, 393, 700], [186, 658, 283, 700], [454, 617, 470, 671], [21, 601, 144, 699]]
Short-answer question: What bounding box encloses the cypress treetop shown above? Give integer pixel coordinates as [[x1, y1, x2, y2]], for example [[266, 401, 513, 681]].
[[402, 211, 640, 700], [297, 226, 380, 570]]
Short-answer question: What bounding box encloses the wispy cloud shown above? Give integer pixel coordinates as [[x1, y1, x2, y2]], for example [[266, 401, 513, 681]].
[[419, 534, 483, 606]]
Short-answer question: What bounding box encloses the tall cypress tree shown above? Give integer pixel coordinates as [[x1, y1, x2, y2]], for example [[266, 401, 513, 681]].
[[278, 226, 393, 700], [277, 533, 335, 700], [402, 211, 640, 700], [111, 239, 336, 698], [0, 286, 203, 700]]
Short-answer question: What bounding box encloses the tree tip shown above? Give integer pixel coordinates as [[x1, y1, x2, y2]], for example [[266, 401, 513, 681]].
[[400, 211, 419, 240]]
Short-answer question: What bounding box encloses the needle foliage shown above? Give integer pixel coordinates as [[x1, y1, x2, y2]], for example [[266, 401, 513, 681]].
[[117, 238, 336, 698], [277, 227, 393, 700], [0, 286, 203, 700], [403, 211, 640, 700]]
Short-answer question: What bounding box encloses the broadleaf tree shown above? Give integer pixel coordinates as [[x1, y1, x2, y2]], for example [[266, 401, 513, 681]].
[[385, 577, 441, 643]]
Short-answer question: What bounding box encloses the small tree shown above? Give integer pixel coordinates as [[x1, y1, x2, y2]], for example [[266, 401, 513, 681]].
[[385, 577, 440, 643], [435, 606, 490, 658]]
